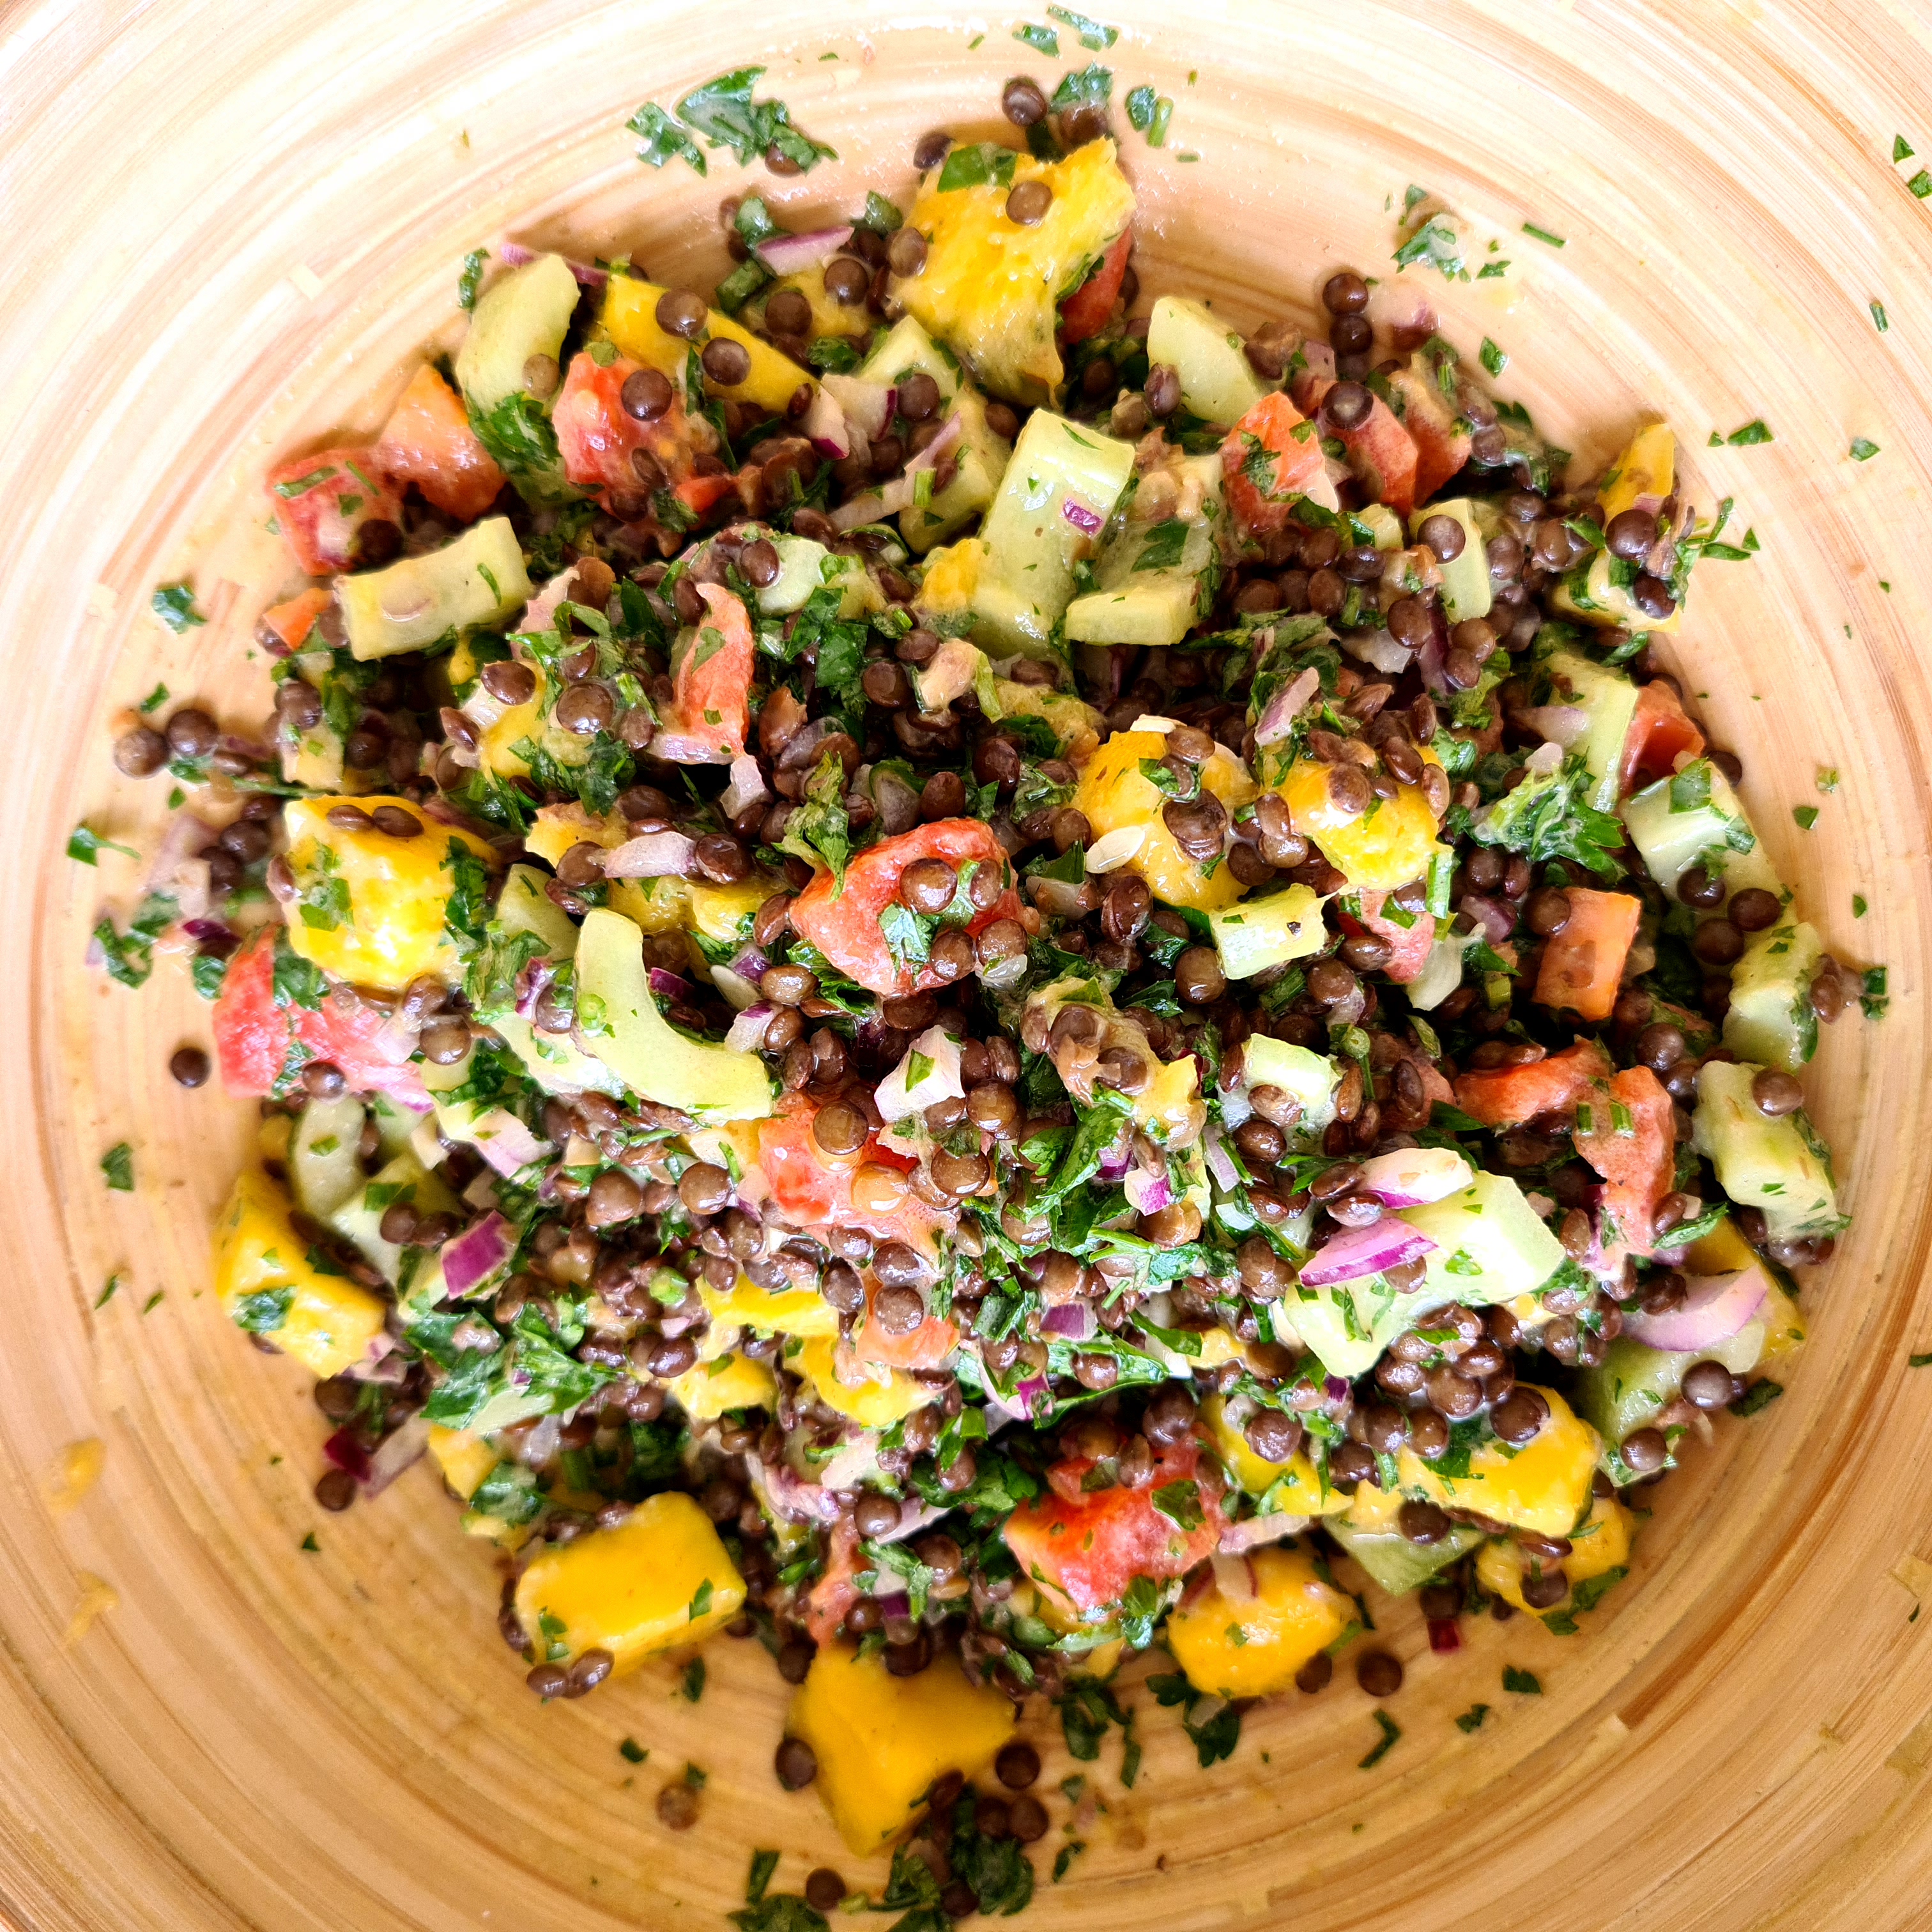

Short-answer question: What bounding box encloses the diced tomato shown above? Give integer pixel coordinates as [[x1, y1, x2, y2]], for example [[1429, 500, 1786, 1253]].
[[1620, 679, 1706, 794], [1384, 360, 1472, 503], [1453, 1038, 1613, 1130], [1298, 376, 1421, 517], [256, 588, 332, 656], [374, 365, 506, 522], [803, 1518, 864, 1646], [1574, 1065, 1676, 1262], [1003, 1434, 1225, 1619], [265, 448, 404, 576], [553, 349, 721, 519], [789, 820, 1025, 999], [661, 582, 755, 762], [1060, 230, 1133, 345], [1533, 889, 1642, 1022], [211, 930, 431, 1108], [1221, 392, 1328, 541], [848, 1287, 960, 1372], [755, 1098, 947, 1255], [1349, 888, 1435, 983]]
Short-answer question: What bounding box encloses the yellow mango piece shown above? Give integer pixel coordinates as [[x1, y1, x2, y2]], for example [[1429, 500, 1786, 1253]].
[[525, 802, 691, 932], [993, 680, 1105, 763], [788, 1641, 1016, 1855], [1201, 1395, 1349, 1514], [1476, 1493, 1633, 1614], [688, 877, 774, 944], [427, 1424, 498, 1503], [700, 1271, 841, 1338], [525, 801, 614, 868], [1166, 1546, 1356, 1699], [670, 1351, 779, 1420], [793, 1336, 938, 1428], [1598, 422, 1675, 525], [761, 266, 871, 341], [1275, 757, 1441, 893], [1073, 731, 1257, 912], [1135, 1054, 1203, 1145], [891, 139, 1137, 406], [1394, 1384, 1601, 1537], [602, 275, 812, 413], [477, 660, 548, 779], [213, 1169, 387, 1379], [513, 1491, 746, 1671], [916, 537, 986, 620], [281, 795, 499, 991], [1683, 1215, 1756, 1275]]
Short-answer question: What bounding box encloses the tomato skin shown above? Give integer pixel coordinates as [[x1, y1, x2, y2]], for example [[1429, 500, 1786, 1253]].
[[1221, 392, 1326, 541], [1575, 1065, 1675, 1261], [663, 583, 754, 760], [851, 1276, 959, 1371], [211, 930, 431, 1108], [1003, 1434, 1225, 1619], [1060, 230, 1133, 344], [374, 365, 506, 521], [1347, 887, 1436, 983], [1532, 888, 1642, 1022], [803, 1518, 864, 1646], [790, 820, 1023, 997], [1453, 1038, 1613, 1130], [1620, 679, 1705, 793], [755, 1098, 947, 1254], [552, 350, 719, 518], [1294, 376, 1420, 516], [265, 448, 404, 576]]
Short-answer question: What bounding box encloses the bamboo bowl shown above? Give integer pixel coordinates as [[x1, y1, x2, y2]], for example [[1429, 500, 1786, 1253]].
[[4, 1, 1932, 1926]]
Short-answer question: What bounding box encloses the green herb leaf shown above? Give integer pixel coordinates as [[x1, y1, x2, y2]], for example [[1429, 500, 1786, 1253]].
[[1850, 437, 1880, 461], [457, 249, 487, 310], [1150, 1478, 1205, 1531], [1725, 418, 1774, 446], [1479, 336, 1506, 376], [1014, 21, 1061, 52], [139, 682, 169, 714], [747, 1849, 780, 1905], [1896, 135, 1916, 162], [629, 102, 708, 172], [1358, 1708, 1401, 1770], [1455, 1703, 1491, 1733], [1872, 298, 1890, 332], [1052, 63, 1113, 108], [151, 583, 206, 632], [1503, 1665, 1542, 1695], [1048, 5, 1119, 48], [67, 825, 139, 866], [620, 1737, 647, 1763], [1910, 169, 1932, 198], [1521, 221, 1566, 247], [1793, 804, 1819, 830], [100, 1142, 135, 1192]]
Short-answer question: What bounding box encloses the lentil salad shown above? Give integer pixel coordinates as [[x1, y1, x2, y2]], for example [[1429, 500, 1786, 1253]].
[[96, 63, 1871, 1905]]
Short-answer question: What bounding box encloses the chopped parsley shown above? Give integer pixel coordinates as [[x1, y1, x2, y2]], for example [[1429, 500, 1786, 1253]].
[[1503, 1666, 1542, 1695], [630, 68, 835, 177], [151, 583, 206, 632], [67, 825, 139, 866], [1850, 437, 1880, 461]]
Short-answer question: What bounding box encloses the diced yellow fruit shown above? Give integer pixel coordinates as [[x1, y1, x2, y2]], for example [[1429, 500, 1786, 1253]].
[[428, 1425, 500, 1503], [993, 680, 1105, 762], [525, 801, 613, 868], [212, 1169, 387, 1379], [478, 660, 548, 779], [1394, 1384, 1600, 1537], [1275, 757, 1441, 893], [1683, 1215, 1756, 1275], [1758, 1278, 1808, 1363], [1135, 1055, 1203, 1145], [602, 275, 812, 414], [916, 537, 986, 618], [513, 1491, 746, 1671], [760, 267, 871, 341], [257, 1112, 293, 1164], [1551, 549, 1683, 634], [1200, 1395, 1349, 1514], [793, 1336, 939, 1427], [1167, 1547, 1355, 1699], [1476, 1494, 1633, 1614], [700, 1271, 841, 1338], [1598, 423, 1675, 525], [525, 803, 691, 931], [1073, 730, 1257, 912], [281, 795, 498, 991], [891, 139, 1137, 406], [670, 1351, 779, 1420], [788, 1640, 1017, 1854], [688, 877, 774, 944]]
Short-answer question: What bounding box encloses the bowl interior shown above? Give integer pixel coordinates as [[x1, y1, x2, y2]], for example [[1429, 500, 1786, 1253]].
[[3, 3, 1931, 1928]]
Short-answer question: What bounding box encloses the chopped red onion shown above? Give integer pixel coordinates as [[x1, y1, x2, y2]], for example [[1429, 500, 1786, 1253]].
[[514, 956, 556, 1020], [755, 226, 855, 276], [605, 829, 696, 877], [1360, 1146, 1473, 1208], [648, 966, 693, 1000], [322, 1429, 371, 1483], [830, 486, 893, 530], [372, 1008, 423, 1067], [1300, 1218, 1438, 1288], [1521, 703, 1591, 749], [729, 944, 770, 985], [875, 1025, 965, 1122], [648, 728, 733, 766], [468, 1110, 549, 1178], [1367, 275, 1438, 348], [1427, 1617, 1462, 1655], [725, 1004, 774, 1053], [1124, 1163, 1174, 1215], [496, 241, 606, 289], [1041, 1301, 1096, 1342], [1218, 1512, 1308, 1554], [1623, 1265, 1768, 1353], [1201, 1124, 1241, 1193], [720, 753, 770, 818], [1062, 498, 1104, 535], [1254, 666, 1321, 747], [441, 1212, 514, 1297], [903, 409, 964, 475], [802, 384, 850, 459], [1014, 1374, 1050, 1420]]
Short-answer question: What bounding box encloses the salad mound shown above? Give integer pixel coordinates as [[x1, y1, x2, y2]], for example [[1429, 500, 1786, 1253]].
[[96, 59, 1871, 1903]]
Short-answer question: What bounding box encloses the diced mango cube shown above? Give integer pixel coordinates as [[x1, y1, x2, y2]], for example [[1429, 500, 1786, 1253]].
[[602, 276, 813, 414], [281, 795, 499, 991], [1165, 1546, 1356, 1698], [1275, 755, 1442, 893], [1073, 730, 1257, 912], [1683, 1215, 1756, 1276], [787, 1641, 1017, 1854], [212, 1169, 387, 1379], [793, 1336, 939, 1428], [915, 537, 986, 620], [1476, 1494, 1633, 1614], [1598, 423, 1674, 525], [427, 1424, 498, 1502], [477, 659, 548, 778], [525, 802, 691, 932], [670, 1351, 779, 1420], [700, 1271, 841, 1338], [513, 1492, 745, 1672], [1201, 1395, 1349, 1514], [1393, 1384, 1601, 1537], [688, 878, 774, 944]]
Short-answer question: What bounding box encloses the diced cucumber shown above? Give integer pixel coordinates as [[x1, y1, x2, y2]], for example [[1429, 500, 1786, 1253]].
[[1575, 1325, 1769, 1445], [973, 411, 1136, 657], [1406, 930, 1473, 1011], [1723, 921, 1823, 1072], [498, 862, 580, 956], [1357, 503, 1404, 551], [751, 535, 832, 615], [1397, 1169, 1566, 1305], [1066, 454, 1225, 647], [455, 254, 582, 416], [1543, 645, 1639, 813], [1409, 499, 1490, 624], [339, 518, 532, 661], [1692, 1061, 1844, 1241], [905, 388, 1013, 555], [1146, 296, 1267, 427], [487, 866, 627, 1096], [1621, 758, 1781, 905], [575, 907, 774, 1124], [1328, 1513, 1485, 1596], [328, 1153, 459, 1285], [289, 1096, 369, 1222], [859, 314, 963, 402], [1239, 1034, 1339, 1131], [1284, 1279, 1426, 1379], [1209, 885, 1326, 979]]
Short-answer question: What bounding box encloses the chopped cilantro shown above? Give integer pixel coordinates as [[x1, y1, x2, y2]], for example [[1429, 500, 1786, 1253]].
[[1850, 437, 1880, 461], [100, 1142, 135, 1192], [67, 825, 139, 866], [1358, 1710, 1401, 1769], [1479, 336, 1507, 376], [1503, 1666, 1542, 1695], [151, 583, 206, 632]]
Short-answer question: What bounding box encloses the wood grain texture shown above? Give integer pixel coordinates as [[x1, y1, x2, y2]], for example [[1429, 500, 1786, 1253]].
[[2, 1, 1931, 1926]]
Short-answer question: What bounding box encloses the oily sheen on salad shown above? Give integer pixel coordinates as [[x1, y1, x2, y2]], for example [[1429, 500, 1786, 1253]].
[[102, 72, 1866, 1898]]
